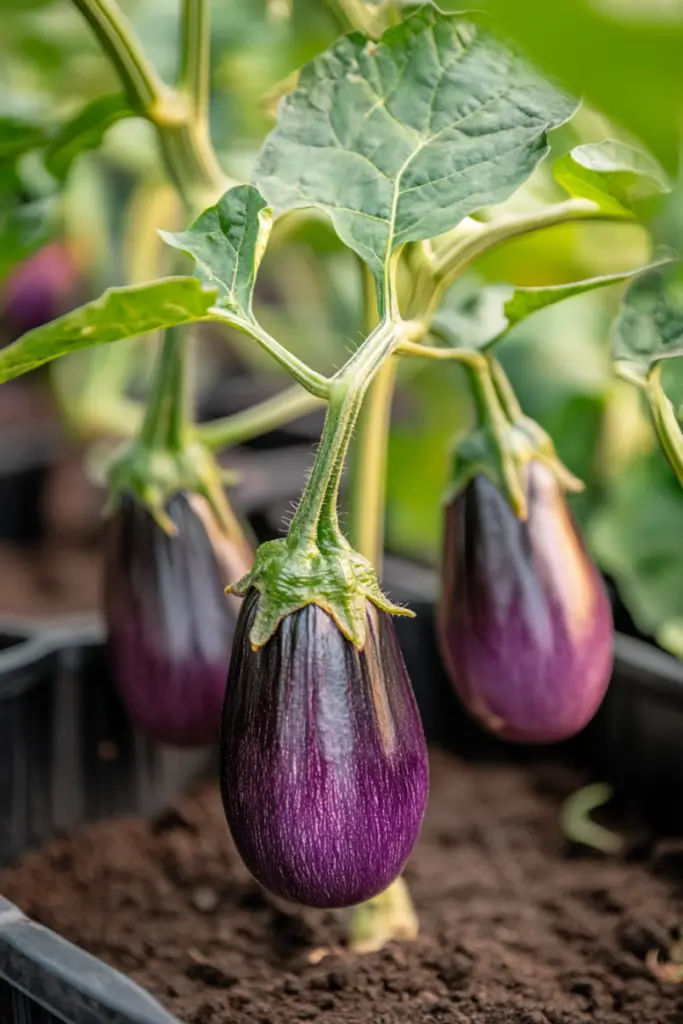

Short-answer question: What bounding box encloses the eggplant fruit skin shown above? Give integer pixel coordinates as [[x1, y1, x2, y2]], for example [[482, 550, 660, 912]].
[[438, 462, 613, 744], [104, 493, 251, 747], [3, 242, 78, 337], [221, 594, 429, 909]]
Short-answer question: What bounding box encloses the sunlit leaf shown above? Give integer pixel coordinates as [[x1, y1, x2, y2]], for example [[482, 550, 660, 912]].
[[554, 140, 671, 215], [255, 7, 576, 303], [0, 278, 218, 383], [160, 184, 272, 323], [45, 93, 133, 180], [613, 263, 683, 381]]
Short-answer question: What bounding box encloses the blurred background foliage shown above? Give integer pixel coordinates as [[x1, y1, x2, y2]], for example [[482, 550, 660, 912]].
[[1, 0, 683, 654]]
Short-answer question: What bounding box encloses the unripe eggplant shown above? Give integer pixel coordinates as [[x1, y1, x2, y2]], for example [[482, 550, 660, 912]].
[[104, 493, 252, 747], [2, 242, 79, 338], [438, 461, 613, 744], [220, 594, 429, 908]]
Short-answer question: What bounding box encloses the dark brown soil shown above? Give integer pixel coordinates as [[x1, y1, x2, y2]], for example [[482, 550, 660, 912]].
[[2, 751, 683, 1024]]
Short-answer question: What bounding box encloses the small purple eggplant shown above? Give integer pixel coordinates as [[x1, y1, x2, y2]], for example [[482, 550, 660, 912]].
[[220, 594, 429, 908], [104, 492, 252, 747], [2, 242, 79, 338], [438, 461, 613, 744]]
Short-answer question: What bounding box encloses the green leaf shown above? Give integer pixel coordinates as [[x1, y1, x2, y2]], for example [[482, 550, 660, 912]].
[[589, 452, 683, 639], [433, 254, 675, 351], [0, 115, 47, 162], [160, 184, 272, 324], [613, 263, 683, 382], [0, 196, 56, 282], [453, 0, 683, 174], [504, 254, 677, 330], [254, 7, 576, 301], [45, 94, 133, 180], [554, 141, 671, 215], [0, 278, 218, 384]]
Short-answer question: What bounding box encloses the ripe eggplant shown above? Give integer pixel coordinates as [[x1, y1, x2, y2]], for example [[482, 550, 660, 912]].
[[438, 461, 613, 743], [104, 492, 252, 746], [221, 593, 429, 908]]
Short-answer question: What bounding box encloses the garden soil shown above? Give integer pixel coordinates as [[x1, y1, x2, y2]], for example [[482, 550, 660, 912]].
[[3, 750, 683, 1024]]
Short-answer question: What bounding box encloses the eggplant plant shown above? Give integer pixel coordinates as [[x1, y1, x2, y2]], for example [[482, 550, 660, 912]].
[[0, 0, 681, 952]]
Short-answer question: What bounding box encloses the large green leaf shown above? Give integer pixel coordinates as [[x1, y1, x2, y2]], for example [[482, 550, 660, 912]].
[[160, 184, 272, 324], [45, 93, 133, 180], [0, 278, 218, 384], [613, 263, 683, 382], [254, 7, 576, 300], [554, 140, 671, 215], [432, 255, 675, 351], [454, 0, 683, 175]]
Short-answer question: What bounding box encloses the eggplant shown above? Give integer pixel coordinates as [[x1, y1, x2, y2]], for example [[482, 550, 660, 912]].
[[103, 492, 252, 747], [2, 242, 79, 338], [438, 461, 613, 744], [220, 593, 429, 908]]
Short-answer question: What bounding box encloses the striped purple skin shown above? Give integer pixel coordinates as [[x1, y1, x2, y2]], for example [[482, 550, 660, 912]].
[[438, 462, 613, 744], [220, 595, 429, 908], [104, 493, 252, 747]]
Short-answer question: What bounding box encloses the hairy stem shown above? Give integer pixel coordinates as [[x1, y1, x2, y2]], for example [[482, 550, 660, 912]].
[[287, 319, 401, 550]]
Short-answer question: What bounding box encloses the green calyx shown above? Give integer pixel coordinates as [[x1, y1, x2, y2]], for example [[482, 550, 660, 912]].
[[229, 536, 412, 651], [106, 435, 236, 534], [447, 357, 583, 519]]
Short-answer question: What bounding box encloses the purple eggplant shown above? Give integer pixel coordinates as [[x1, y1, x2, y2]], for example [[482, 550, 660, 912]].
[[103, 492, 252, 747], [438, 461, 613, 744], [2, 242, 79, 338], [220, 593, 429, 908]]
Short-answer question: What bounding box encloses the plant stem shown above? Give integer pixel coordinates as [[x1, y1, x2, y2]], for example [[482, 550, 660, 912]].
[[347, 358, 397, 568], [418, 199, 628, 325], [488, 358, 524, 422], [287, 319, 401, 549], [348, 265, 395, 569], [179, 0, 211, 119], [71, 0, 228, 212], [221, 316, 331, 398], [139, 326, 189, 451], [71, 0, 170, 114], [197, 385, 325, 451], [646, 363, 683, 487]]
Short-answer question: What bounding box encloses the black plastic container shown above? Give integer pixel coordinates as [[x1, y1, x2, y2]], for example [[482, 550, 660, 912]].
[[0, 436, 57, 547], [0, 897, 181, 1023], [0, 619, 211, 867]]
